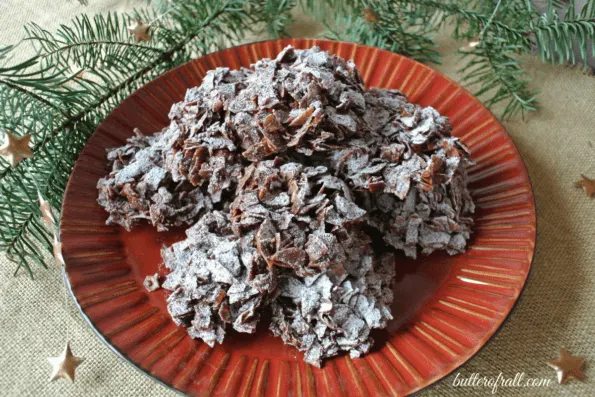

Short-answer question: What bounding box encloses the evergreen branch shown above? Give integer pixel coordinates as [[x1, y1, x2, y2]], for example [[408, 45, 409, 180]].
[[25, 15, 167, 76], [458, 38, 538, 119], [314, 1, 441, 63], [0, 139, 74, 277], [326, 10, 441, 64], [35, 38, 166, 58], [251, 0, 297, 38], [426, 0, 531, 42], [300, 0, 358, 20], [532, 0, 595, 68], [0, 88, 61, 174], [0, 0, 260, 276], [0, 79, 74, 122], [304, 0, 530, 43], [0, 46, 12, 59]]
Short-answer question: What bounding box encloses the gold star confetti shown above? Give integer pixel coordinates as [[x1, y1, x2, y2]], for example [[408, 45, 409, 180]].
[[53, 234, 64, 268], [39, 192, 55, 228], [0, 131, 33, 167], [127, 20, 151, 43], [575, 174, 595, 198], [48, 343, 84, 383], [460, 40, 480, 51], [62, 66, 85, 86], [143, 273, 161, 292], [363, 8, 379, 24], [72, 64, 86, 80], [547, 348, 586, 384]]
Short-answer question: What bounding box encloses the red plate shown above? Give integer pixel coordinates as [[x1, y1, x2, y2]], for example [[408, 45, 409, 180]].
[[61, 39, 536, 396]]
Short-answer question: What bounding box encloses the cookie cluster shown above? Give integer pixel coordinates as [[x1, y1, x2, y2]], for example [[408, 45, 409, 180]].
[[97, 46, 474, 366]]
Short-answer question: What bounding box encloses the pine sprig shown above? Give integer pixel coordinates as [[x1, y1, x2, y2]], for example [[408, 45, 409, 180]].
[[251, 0, 297, 38], [458, 38, 538, 119], [325, 3, 441, 64], [0, 0, 272, 276], [0, 129, 82, 277], [422, 0, 531, 43], [533, 0, 595, 68]]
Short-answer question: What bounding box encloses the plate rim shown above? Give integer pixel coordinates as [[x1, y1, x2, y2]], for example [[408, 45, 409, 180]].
[[60, 38, 537, 396]]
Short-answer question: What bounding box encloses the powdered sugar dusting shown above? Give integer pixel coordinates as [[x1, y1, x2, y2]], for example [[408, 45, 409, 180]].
[[97, 46, 474, 367]]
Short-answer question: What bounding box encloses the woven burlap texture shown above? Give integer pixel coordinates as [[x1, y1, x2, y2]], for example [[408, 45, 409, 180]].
[[1, 1, 594, 396]]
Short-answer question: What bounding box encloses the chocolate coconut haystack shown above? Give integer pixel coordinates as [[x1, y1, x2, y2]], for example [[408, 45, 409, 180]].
[[97, 46, 474, 367], [97, 129, 213, 231]]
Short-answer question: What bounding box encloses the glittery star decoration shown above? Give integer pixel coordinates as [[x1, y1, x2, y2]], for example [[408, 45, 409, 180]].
[[363, 8, 379, 23], [48, 343, 84, 383], [0, 131, 33, 167], [575, 174, 595, 198], [127, 20, 151, 43], [71, 64, 85, 80], [53, 234, 65, 267], [39, 192, 55, 228], [547, 348, 586, 384], [144, 273, 161, 292], [461, 39, 480, 51]]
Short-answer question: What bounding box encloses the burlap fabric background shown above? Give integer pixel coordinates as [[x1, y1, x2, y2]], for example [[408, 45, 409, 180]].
[[1, 1, 594, 396]]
